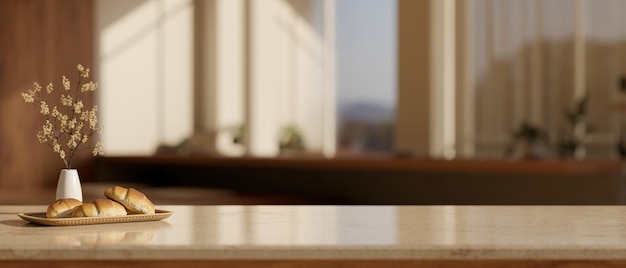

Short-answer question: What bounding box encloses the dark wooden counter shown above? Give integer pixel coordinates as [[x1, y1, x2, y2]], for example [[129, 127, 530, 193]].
[[97, 155, 623, 175], [95, 155, 626, 205]]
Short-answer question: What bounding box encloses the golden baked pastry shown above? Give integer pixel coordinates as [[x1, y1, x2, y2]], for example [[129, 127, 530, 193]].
[[104, 186, 155, 214], [46, 198, 83, 218], [71, 199, 128, 217]]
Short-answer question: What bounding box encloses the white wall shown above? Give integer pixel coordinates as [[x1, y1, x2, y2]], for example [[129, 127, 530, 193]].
[[95, 0, 194, 155]]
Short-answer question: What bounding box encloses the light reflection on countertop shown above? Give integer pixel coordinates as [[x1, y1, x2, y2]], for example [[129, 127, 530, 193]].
[[4, 205, 626, 260], [146, 205, 399, 246]]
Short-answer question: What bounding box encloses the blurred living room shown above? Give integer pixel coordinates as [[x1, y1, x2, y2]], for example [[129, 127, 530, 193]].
[[2, 0, 626, 206]]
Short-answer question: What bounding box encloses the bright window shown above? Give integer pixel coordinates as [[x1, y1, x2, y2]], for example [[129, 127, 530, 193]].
[[336, 0, 397, 155]]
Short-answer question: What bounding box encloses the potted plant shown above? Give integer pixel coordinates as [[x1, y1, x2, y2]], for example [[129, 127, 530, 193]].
[[557, 94, 588, 159], [508, 121, 548, 160], [21, 64, 103, 201], [278, 125, 305, 155]]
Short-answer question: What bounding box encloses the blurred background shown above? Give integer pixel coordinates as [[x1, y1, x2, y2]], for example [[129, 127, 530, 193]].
[[3, 0, 626, 205]]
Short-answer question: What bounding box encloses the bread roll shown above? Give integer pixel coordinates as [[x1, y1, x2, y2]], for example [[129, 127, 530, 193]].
[[46, 198, 83, 218], [104, 186, 155, 214], [71, 199, 127, 217]]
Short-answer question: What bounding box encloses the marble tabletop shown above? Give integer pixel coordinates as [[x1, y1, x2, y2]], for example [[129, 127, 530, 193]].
[[2, 205, 626, 260]]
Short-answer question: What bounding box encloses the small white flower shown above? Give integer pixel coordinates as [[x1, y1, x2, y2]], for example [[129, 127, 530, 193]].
[[73, 100, 83, 114], [53, 142, 61, 153], [60, 94, 73, 106], [33, 82, 42, 92], [77, 64, 89, 78], [62, 76, 70, 90], [43, 120, 53, 135], [80, 83, 90, 92], [36, 131, 47, 143], [93, 142, 103, 156], [51, 106, 61, 118], [21, 93, 34, 103], [67, 132, 80, 149], [46, 83, 54, 94], [39, 101, 49, 115], [68, 118, 77, 130]]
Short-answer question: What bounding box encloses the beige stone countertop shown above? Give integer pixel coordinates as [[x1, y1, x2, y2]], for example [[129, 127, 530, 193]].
[[2, 205, 626, 260]]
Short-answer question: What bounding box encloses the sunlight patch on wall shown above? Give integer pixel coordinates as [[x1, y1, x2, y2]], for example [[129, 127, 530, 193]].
[[96, 0, 193, 155]]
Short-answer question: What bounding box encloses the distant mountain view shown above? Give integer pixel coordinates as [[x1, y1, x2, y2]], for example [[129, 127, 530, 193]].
[[338, 102, 395, 123], [338, 102, 395, 153]]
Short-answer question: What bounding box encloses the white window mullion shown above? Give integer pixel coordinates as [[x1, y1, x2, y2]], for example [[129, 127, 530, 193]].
[[322, 0, 336, 158], [430, 0, 456, 159]]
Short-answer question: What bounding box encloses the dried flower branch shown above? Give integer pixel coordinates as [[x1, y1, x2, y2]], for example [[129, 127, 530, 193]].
[[22, 64, 103, 168]]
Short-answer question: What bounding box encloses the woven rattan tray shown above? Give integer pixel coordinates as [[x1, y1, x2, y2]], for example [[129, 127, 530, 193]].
[[17, 209, 173, 226]]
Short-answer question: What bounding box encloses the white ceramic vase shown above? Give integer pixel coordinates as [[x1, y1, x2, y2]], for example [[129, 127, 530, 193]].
[[56, 169, 83, 202]]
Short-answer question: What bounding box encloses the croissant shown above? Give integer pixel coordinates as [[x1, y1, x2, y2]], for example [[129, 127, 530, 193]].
[[46, 198, 83, 218], [71, 199, 127, 217], [104, 186, 155, 214]]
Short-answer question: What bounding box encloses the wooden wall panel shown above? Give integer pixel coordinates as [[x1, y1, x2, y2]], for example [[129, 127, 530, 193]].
[[0, 0, 94, 192]]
